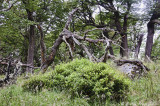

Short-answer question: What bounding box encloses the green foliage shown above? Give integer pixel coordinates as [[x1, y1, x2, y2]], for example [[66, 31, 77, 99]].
[[0, 0, 68, 59], [22, 59, 130, 101]]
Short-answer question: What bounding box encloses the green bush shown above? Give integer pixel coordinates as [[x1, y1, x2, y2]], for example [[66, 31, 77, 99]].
[[22, 59, 130, 101]]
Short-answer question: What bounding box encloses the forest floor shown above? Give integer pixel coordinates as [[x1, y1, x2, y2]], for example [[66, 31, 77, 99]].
[[0, 62, 160, 106]]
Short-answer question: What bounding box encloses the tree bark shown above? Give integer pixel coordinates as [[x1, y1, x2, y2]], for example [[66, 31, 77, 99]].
[[40, 8, 79, 73], [135, 34, 144, 59], [26, 10, 35, 73], [41, 35, 63, 73], [114, 11, 128, 57], [120, 33, 128, 57], [103, 30, 114, 55], [145, 15, 160, 60], [145, 22, 155, 60], [145, 1, 160, 61], [37, 24, 46, 65]]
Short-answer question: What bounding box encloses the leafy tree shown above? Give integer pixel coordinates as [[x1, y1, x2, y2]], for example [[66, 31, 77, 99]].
[[0, 0, 69, 73]]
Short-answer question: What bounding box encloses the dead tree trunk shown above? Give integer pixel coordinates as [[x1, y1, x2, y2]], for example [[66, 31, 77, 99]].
[[40, 8, 124, 73], [40, 8, 79, 73], [0, 58, 38, 87], [41, 35, 63, 73], [115, 59, 150, 72]]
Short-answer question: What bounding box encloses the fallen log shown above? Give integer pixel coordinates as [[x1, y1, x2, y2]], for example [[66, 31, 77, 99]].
[[114, 59, 150, 71], [114, 59, 150, 79]]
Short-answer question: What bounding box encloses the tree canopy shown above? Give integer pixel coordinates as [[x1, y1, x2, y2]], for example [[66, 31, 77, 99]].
[[0, 0, 160, 72]]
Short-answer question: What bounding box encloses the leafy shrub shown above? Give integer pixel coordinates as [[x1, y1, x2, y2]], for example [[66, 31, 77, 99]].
[[22, 59, 130, 101]]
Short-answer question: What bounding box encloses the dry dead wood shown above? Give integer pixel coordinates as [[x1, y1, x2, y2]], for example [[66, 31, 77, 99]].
[[40, 8, 121, 73], [114, 59, 150, 72], [0, 58, 40, 87], [40, 8, 79, 73]]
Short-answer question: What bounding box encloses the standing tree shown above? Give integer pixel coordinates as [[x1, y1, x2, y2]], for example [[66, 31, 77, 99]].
[[22, 0, 35, 73], [145, 0, 160, 60]]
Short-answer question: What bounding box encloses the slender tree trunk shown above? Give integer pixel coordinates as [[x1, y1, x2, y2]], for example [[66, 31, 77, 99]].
[[114, 2, 131, 58], [120, 13, 129, 58], [145, 22, 154, 60], [26, 10, 35, 73], [135, 34, 144, 59], [109, 46, 114, 55], [23, 38, 28, 64], [37, 24, 46, 65]]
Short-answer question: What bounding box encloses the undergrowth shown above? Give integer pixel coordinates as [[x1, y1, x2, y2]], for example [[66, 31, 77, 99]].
[[22, 59, 131, 102], [0, 85, 90, 106], [0, 59, 160, 106], [127, 62, 160, 105]]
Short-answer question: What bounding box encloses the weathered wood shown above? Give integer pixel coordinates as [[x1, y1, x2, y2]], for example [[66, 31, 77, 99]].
[[0, 59, 39, 69], [40, 8, 79, 73], [40, 8, 128, 73], [63, 36, 73, 60], [72, 35, 97, 61], [0, 59, 15, 87], [114, 59, 150, 72]]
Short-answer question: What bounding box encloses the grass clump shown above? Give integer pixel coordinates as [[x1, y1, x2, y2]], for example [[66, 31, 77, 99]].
[[22, 59, 130, 101], [0, 85, 90, 106], [127, 62, 160, 105]]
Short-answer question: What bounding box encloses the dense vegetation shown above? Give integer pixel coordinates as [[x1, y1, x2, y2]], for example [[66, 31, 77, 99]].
[[0, 60, 160, 105], [22, 59, 130, 101], [0, 0, 160, 105]]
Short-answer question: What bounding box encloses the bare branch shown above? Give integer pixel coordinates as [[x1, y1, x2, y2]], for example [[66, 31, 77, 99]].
[[65, 8, 79, 30], [84, 28, 106, 34], [62, 36, 73, 59], [0, 59, 39, 69], [72, 35, 97, 61]]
